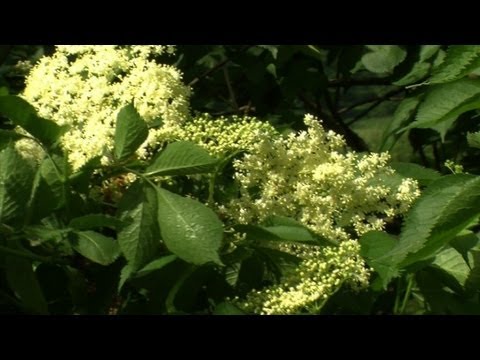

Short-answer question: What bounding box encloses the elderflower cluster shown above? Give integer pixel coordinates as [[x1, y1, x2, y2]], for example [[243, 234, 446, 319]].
[[226, 114, 420, 314], [235, 240, 370, 314], [228, 114, 420, 240], [170, 113, 278, 157], [22, 45, 190, 171]]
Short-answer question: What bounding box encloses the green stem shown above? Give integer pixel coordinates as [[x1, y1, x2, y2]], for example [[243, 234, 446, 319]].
[[165, 265, 196, 314], [399, 274, 414, 315], [124, 167, 157, 190], [393, 276, 402, 315]]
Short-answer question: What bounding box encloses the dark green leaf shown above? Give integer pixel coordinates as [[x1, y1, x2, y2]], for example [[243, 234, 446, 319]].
[[406, 79, 480, 140], [134, 255, 178, 278], [156, 187, 223, 265], [0, 145, 35, 226], [5, 255, 48, 314], [145, 141, 217, 177], [429, 45, 480, 84], [362, 45, 407, 74], [113, 104, 149, 161], [432, 247, 470, 287], [380, 96, 421, 151], [359, 231, 399, 287], [390, 162, 441, 187], [0, 95, 67, 147], [117, 181, 162, 271], [69, 231, 120, 266]]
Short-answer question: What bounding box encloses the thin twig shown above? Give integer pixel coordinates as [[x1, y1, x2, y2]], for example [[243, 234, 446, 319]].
[[346, 88, 406, 126], [339, 87, 405, 115], [223, 66, 239, 112], [328, 77, 391, 88], [188, 45, 253, 87]]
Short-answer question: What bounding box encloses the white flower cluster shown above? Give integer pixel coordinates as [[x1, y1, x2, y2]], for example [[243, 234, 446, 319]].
[[227, 114, 420, 314], [229, 114, 420, 240], [22, 45, 190, 171], [235, 240, 370, 315]]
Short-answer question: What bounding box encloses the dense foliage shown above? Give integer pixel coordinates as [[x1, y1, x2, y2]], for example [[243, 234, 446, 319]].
[[0, 45, 479, 315]]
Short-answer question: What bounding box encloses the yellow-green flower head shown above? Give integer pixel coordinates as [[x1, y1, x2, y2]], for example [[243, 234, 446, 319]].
[[170, 113, 278, 157], [227, 114, 420, 314], [22, 45, 190, 171]]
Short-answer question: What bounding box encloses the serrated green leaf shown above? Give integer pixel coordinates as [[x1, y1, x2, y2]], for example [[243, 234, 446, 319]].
[[362, 45, 407, 74], [0, 145, 35, 225], [364, 175, 480, 286], [145, 141, 217, 177], [467, 131, 480, 149], [156, 187, 223, 266], [419, 45, 441, 62], [405, 79, 480, 140], [390, 162, 441, 187], [393, 62, 431, 86], [359, 231, 399, 287], [113, 104, 149, 161], [380, 96, 421, 151], [118, 264, 133, 292], [117, 181, 162, 271], [429, 45, 480, 84], [69, 214, 123, 231], [400, 175, 480, 266], [134, 254, 178, 278], [69, 231, 120, 266], [0, 95, 67, 148], [432, 247, 470, 287]]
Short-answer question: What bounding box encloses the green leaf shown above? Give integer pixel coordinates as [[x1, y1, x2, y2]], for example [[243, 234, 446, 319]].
[[0, 145, 35, 226], [69, 214, 124, 231], [235, 223, 322, 245], [432, 247, 470, 287], [0, 95, 67, 148], [419, 45, 441, 62], [118, 264, 133, 292], [134, 255, 178, 278], [145, 141, 217, 177], [362, 45, 407, 74], [400, 175, 480, 267], [429, 45, 480, 84], [380, 96, 421, 151], [466, 249, 480, 293], [363, 175, 480, 287], [359, 231, 399, 287], [156, 187, 223, 266], [213, 302, 245, 315], [393, 62, 431, 86], [113, 104, 149, 161], [117, 181, 162, 271], [466, 131, 480, 149], [69, 231, 120, 266], [405, 79, 480, 140], [5, 255, 48, 314], [389, 162, 441, 187]]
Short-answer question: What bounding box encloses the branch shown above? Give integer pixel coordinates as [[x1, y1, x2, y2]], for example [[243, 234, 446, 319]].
[[328, 77, 391, 88], [188, 45, 253, 87], [346, 87, 406, 126]]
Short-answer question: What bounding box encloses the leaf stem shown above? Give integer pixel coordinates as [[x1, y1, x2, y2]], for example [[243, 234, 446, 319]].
[[399, 274, 414, 314]]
